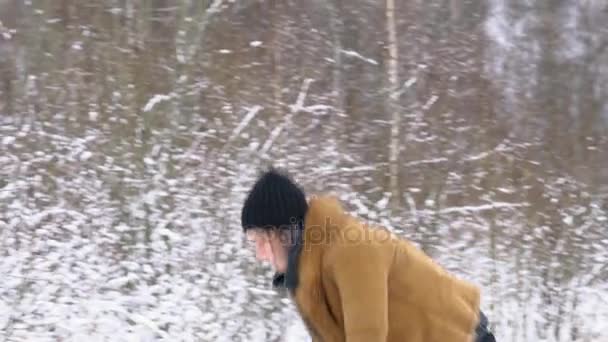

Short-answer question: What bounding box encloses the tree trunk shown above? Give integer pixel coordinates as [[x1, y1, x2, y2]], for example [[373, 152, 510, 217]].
[[386, 0, 401, 210], [330, 0, 344, 115], [270, 1, 282, 119]]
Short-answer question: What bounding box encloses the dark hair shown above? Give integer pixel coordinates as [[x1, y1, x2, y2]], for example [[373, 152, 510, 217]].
[[241, 168, 308, 231]]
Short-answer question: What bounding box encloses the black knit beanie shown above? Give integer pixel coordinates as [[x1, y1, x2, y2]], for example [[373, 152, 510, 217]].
[[241, 168, 308, 231]]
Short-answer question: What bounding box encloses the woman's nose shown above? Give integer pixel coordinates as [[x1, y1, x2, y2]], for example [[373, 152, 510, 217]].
[[255, 242, 271, 262], [255, 247, 266, 261]]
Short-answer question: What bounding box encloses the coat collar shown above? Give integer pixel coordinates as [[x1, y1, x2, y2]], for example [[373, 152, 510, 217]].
[[272, 195, 346, 292]]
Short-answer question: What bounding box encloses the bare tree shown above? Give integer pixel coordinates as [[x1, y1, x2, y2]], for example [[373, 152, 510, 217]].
[[386, 0, 401, 210]]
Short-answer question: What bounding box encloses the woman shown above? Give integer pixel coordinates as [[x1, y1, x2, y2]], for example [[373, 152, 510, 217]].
[[242, 168, 496, 342]]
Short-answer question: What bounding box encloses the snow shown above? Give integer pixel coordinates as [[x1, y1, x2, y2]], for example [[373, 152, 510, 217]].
[[142, 95, 171, 112], [1, 1, 607, 341], [422, 95, 439, 111], [79, 151, 93, 161], [340, 49, 378, 65], [376, 196, 389, 210], [226, 106, 262, 144], [2, 136, 15, 145], [425, 202, 530, 215], [300, 104, 333, 116]]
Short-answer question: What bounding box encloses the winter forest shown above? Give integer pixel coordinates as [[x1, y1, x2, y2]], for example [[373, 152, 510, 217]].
[[0, 0, 607, 341]]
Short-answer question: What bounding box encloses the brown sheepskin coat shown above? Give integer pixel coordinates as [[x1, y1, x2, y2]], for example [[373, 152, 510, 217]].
[[291, 195, 481, 342]]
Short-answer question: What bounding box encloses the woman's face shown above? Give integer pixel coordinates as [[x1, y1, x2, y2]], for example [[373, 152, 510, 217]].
[[246, 229, 289, 273]]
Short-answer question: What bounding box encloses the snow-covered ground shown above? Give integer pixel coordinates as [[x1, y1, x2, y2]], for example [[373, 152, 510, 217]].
[[1, 159, 606, 341], [1, 0, 607, 341]]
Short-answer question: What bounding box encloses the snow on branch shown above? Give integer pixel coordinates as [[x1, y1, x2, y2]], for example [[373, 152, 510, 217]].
[[142, 94, 172, 112], [392, 77, 417, 100], [259, 78, 314, 156], [404, 157, 448, 167], [340, 49, 379, 65], [226, 106, 263, 145], [419, 202, 530, 215]]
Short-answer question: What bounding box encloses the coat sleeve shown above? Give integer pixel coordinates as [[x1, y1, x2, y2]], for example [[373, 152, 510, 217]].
[[325, 242, 392, 342]]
